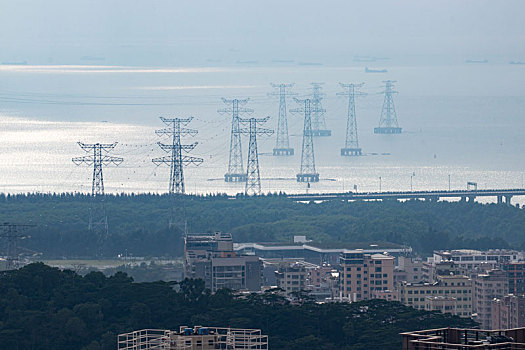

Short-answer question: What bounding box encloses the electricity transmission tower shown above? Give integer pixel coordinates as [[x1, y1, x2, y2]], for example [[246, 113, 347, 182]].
[[152, 117, 203, 195], [310, 83, 331, 137], [238, 117, 274, 195], [338, 83, 366, 156], [374, 80, 402, 134], [269, 83, 295, 156], [72, 142, 123, 245], [0, 223, 34, 270], [219, 98, 253, 182], [292, 98, 319, 183]]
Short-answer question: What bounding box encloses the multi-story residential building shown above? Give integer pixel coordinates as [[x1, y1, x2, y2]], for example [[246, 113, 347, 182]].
[[184, 232, 262, 293], [491, 295, 525, 329], [275, 263, 308, 297], [340, 252, 395, 301], [118, 326, 268, 349], [433, 249, 524, 272], [394, 256, 425, 284], [503, 262, 525, 295], [309, 265, 334, 286], [398, 275, 473, 318], [421, 260, 467, 283], [473, 269, 509, 329]]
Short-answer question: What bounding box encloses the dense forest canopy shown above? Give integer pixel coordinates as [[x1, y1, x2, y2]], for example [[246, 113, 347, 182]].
[[0, 263, 476, 350], [0, 193, 522, 258]]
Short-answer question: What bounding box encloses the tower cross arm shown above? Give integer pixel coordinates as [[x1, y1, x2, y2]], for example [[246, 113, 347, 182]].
[[100, 156, 123, 166], [160, 116, 193, 125], [239, 116, 270, 124], [221, 97, 250, 105], [181, 155, 204, 166], [76, 142, 119, 152], [157, 142, 197, 153], [155, 127, 198, 137], [255, 128, 274, 136], [72, 156, 95, 166]]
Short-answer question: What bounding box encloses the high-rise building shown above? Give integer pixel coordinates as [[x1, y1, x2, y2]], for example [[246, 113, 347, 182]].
[[473, 269, 509, 329], [492, 295, 525, 330], [184, 232, 262, 293], [340, 252, 395, 301], [503, 262, 525, 295]]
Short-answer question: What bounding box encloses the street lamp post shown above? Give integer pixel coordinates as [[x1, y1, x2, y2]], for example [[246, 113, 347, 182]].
[[379, 176, 382, 192]]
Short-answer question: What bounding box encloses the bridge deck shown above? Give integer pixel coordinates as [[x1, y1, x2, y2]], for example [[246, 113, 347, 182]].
[[286, 189, 525, 201]]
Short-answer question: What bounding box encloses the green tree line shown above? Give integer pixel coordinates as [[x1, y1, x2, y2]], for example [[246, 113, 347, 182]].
[[0, 193, 522, 258], [0, 263, 476, 350]]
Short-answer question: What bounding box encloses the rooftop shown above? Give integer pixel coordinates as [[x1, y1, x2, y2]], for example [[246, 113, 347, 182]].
[[401, 327, 525, 349]]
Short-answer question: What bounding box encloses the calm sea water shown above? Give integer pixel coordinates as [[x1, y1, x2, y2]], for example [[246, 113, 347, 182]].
[[0, 63, 524, 204]]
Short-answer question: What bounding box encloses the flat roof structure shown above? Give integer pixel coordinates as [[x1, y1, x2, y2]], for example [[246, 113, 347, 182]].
[[401, 327, 525, 349]]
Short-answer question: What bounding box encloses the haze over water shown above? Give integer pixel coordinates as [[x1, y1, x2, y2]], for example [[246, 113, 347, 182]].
[[0, 1, 524, 203]]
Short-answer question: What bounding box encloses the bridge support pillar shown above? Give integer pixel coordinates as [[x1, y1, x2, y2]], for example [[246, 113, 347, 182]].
[[497, 195, 503, 204], [461, 196, 467, 202], [468, 196, 475, 203], [505, 195, 513, 206]]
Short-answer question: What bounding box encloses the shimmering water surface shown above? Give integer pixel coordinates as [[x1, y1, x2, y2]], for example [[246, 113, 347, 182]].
[[0, 63, 524, 204]]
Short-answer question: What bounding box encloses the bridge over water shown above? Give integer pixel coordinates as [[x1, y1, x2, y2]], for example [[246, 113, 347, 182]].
[[286, 189, 525, 205]]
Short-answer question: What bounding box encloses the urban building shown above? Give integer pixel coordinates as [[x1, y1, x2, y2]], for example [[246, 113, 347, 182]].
[[184, 232, 262, 292], [491, 295, 525, 329], [275, 263, 308, 297], [503, 262, 525, 295], [370, 289, 399, 301], [433, 249, 524, 271], [340, 252, 395, 301], [234, 241, 411, 265], [421, 260, 467, 283], [118, 326, 268, 349], [395, 256, 425, 284], [401, 327, 525, 350], [473, 269, 510, 329], [398, 275, 473, 318]]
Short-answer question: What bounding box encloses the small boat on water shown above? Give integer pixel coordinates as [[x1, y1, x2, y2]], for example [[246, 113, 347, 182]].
[[465, 59, 488, 64], [1, 61, 27, 65], [510, 61, 525, 65], [365, 67, 387, 73]]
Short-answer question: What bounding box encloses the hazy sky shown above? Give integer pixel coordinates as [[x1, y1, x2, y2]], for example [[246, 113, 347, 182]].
[[1, 0, 524, 64]]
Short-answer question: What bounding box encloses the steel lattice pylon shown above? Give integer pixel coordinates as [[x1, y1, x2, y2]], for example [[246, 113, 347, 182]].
[[338, 82, 366, 156], [291, 98, 319, 183], [310, 83, 331, 137], [219, 98, 253, 182], [238, 117, 273, 195], [152, 117, 203, 195], [269, 83, 295, 156], [375, 80, 402, 134], [72, 142, 123, 247], [0, 223, 34, 270]]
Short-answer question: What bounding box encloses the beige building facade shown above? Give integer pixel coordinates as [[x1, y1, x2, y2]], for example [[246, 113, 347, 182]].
[[398, 275, 473, 318], [340, 252, 395, 301], [473, 269, 509, 329]]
